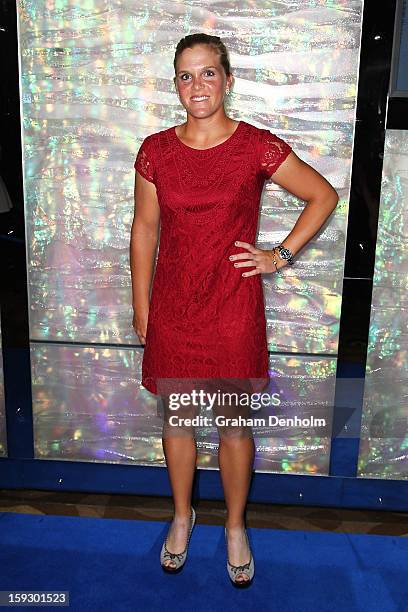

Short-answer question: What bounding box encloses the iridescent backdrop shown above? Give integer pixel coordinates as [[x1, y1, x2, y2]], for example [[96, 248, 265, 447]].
[[31, 343, 336, 472], [17, 1, 364, 474], [358, 130, 408, 480]]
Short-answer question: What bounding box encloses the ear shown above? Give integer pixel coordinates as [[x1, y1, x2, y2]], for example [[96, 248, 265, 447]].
[[227, 74, 234, 91]]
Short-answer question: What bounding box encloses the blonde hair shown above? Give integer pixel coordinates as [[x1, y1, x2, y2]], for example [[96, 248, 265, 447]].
[[174, 33, 232, 76]]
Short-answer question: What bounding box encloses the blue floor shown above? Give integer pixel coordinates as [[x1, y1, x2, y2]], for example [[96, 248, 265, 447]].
[[0, 512, 407, 611]]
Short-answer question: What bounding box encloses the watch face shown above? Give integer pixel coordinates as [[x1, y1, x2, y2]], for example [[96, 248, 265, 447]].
[[278, 247, 292, 260]]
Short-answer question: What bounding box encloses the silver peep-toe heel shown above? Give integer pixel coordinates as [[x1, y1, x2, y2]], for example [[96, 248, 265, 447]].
[[160, 506, 196, 573], [225, 527, 255, 588]]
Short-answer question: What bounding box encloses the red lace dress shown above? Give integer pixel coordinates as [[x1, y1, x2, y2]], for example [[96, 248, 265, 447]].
[[134, 120, 292, 396]]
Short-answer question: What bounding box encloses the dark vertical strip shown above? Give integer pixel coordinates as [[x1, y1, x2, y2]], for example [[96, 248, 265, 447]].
[[0, 0, 34, 458]]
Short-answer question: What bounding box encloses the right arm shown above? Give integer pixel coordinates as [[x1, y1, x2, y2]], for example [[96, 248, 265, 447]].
[[130, 169, 160, 344]]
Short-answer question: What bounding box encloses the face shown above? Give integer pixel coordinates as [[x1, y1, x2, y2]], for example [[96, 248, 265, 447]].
[[174, 44, 232, 119]]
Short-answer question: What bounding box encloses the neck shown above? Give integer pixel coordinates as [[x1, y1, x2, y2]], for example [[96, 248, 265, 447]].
[[180, 110, 236, 146]]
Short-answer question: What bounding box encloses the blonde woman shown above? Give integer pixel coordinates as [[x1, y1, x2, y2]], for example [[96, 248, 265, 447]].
[[130, 33, 338, 587]]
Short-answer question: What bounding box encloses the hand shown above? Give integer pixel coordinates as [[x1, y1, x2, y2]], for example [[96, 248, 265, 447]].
[[132, 307, 149, 345], [229, 241, 288, 276]]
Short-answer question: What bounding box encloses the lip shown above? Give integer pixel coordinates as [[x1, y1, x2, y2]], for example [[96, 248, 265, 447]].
[[190, 96, 210, 102]]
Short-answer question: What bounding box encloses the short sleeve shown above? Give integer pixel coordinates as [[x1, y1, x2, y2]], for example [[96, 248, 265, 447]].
[[134, 135, 156, 184], [259, 130, 292, 179]]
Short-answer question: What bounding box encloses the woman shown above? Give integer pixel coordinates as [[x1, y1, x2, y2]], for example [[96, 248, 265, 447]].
[[130, 33, 338, 587]]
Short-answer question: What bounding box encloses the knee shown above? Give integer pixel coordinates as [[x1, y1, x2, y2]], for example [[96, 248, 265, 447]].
[[162, 422, 195, 439], [218, 425, 253, 441], [161, 396, 198, 438]]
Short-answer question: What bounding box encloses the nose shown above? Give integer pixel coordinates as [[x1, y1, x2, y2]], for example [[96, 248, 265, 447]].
[[192, 75, 204, 90]]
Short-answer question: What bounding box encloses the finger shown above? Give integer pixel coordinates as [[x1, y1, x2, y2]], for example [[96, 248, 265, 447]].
[[230, 252, 259, 261], [234, 241, 258, 253], [241, 268, 261, 277], [234, 259, 258, 268]]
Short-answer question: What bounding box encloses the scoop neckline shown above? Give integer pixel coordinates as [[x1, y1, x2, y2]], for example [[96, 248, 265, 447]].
[[172, 120, 243, 151]]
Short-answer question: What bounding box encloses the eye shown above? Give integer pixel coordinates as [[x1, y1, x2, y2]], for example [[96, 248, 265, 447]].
[[180, 74, 191, 81], [205, 70, 215, 77]]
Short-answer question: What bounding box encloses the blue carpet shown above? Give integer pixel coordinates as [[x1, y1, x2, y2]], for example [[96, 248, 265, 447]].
[[0, 512, 407, 611]]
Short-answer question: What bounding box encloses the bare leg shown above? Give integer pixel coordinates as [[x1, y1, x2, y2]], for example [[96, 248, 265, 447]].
[[218, 433, 254, 582], [161, 395, 197, 569], [215, 384, 255, 583]]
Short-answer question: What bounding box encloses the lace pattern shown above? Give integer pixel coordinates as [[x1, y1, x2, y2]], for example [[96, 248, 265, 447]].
[[159, 122, 251, 224], [134, 137, 155, 183], [260, 130, 292, 178], [132, 122, 293, 395]]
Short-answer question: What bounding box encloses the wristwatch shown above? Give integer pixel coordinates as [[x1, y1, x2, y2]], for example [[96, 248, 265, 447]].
[[276, 244, 295, 265]]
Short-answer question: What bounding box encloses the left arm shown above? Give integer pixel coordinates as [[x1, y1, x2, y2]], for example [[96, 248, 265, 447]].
[[230, 151, 339, 276]]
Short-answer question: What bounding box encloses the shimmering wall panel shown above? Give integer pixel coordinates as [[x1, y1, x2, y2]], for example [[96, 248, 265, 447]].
[[17, 1, 363, 354], [16, 1, 363, 472], [0, 323, 7, 457], [31, 344, 162, 464], [32, 343, 335, 474], [358, 130, 408, 480]]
